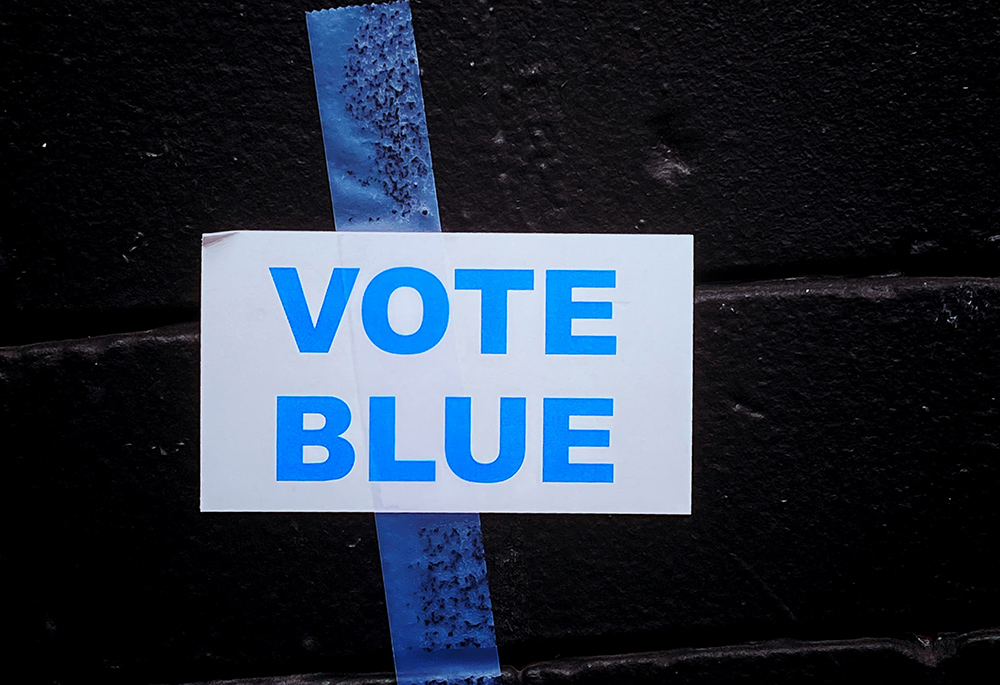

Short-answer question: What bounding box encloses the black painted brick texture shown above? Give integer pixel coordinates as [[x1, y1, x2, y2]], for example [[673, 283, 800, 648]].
[[518, 631, 1000, 685], [2, 278, 998, 683], [3, 1, 999, 344], [162, 633, 1000, 684], [169, 665, 521, 685]]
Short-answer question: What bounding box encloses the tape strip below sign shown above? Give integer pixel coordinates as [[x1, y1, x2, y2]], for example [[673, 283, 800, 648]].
[[305, 4, 502, 685]]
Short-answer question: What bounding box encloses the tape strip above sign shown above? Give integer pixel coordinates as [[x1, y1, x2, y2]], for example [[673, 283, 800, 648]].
[[306, 3, 502, 684], [307, 1, 440, 232]]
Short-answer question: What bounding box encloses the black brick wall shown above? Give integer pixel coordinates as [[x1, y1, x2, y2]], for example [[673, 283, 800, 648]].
[[2, 1, 997, 683]]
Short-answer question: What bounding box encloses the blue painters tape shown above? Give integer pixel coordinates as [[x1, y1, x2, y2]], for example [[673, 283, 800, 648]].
[[307, 1, 440, 232], [306, 4, 502, 685], [376, 513, 501, 685]]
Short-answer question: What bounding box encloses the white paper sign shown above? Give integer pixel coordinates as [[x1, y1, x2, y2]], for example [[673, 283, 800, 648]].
[[201, 231, 692, 513]]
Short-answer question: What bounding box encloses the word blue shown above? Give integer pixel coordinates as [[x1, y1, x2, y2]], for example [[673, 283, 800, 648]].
[[276, 395, 614, 483], [269, 267, 616, 356]]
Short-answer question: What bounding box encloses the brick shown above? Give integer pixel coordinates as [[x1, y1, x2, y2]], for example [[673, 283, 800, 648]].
[[489, 277, 1000, 658], [937, 629, 1000, 683], [3, 1, 998, 343], [519, 631, 998, 685], [2, 277, 998, 682], [165, 666, 521, 685], [160, 635, 997, 684], [168, 665, 521, 685], [0, 325, 391, 683], [171, 675, 394, 685]]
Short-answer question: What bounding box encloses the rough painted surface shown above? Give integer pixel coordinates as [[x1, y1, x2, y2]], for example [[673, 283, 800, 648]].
[[159, 632, 1000, 684], [492, 277, 1000, 665], [2, 279, 998, 682], [2, 1, 998, 343], [172, 665, 521, 685], [517, 631, 1000, 685]]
